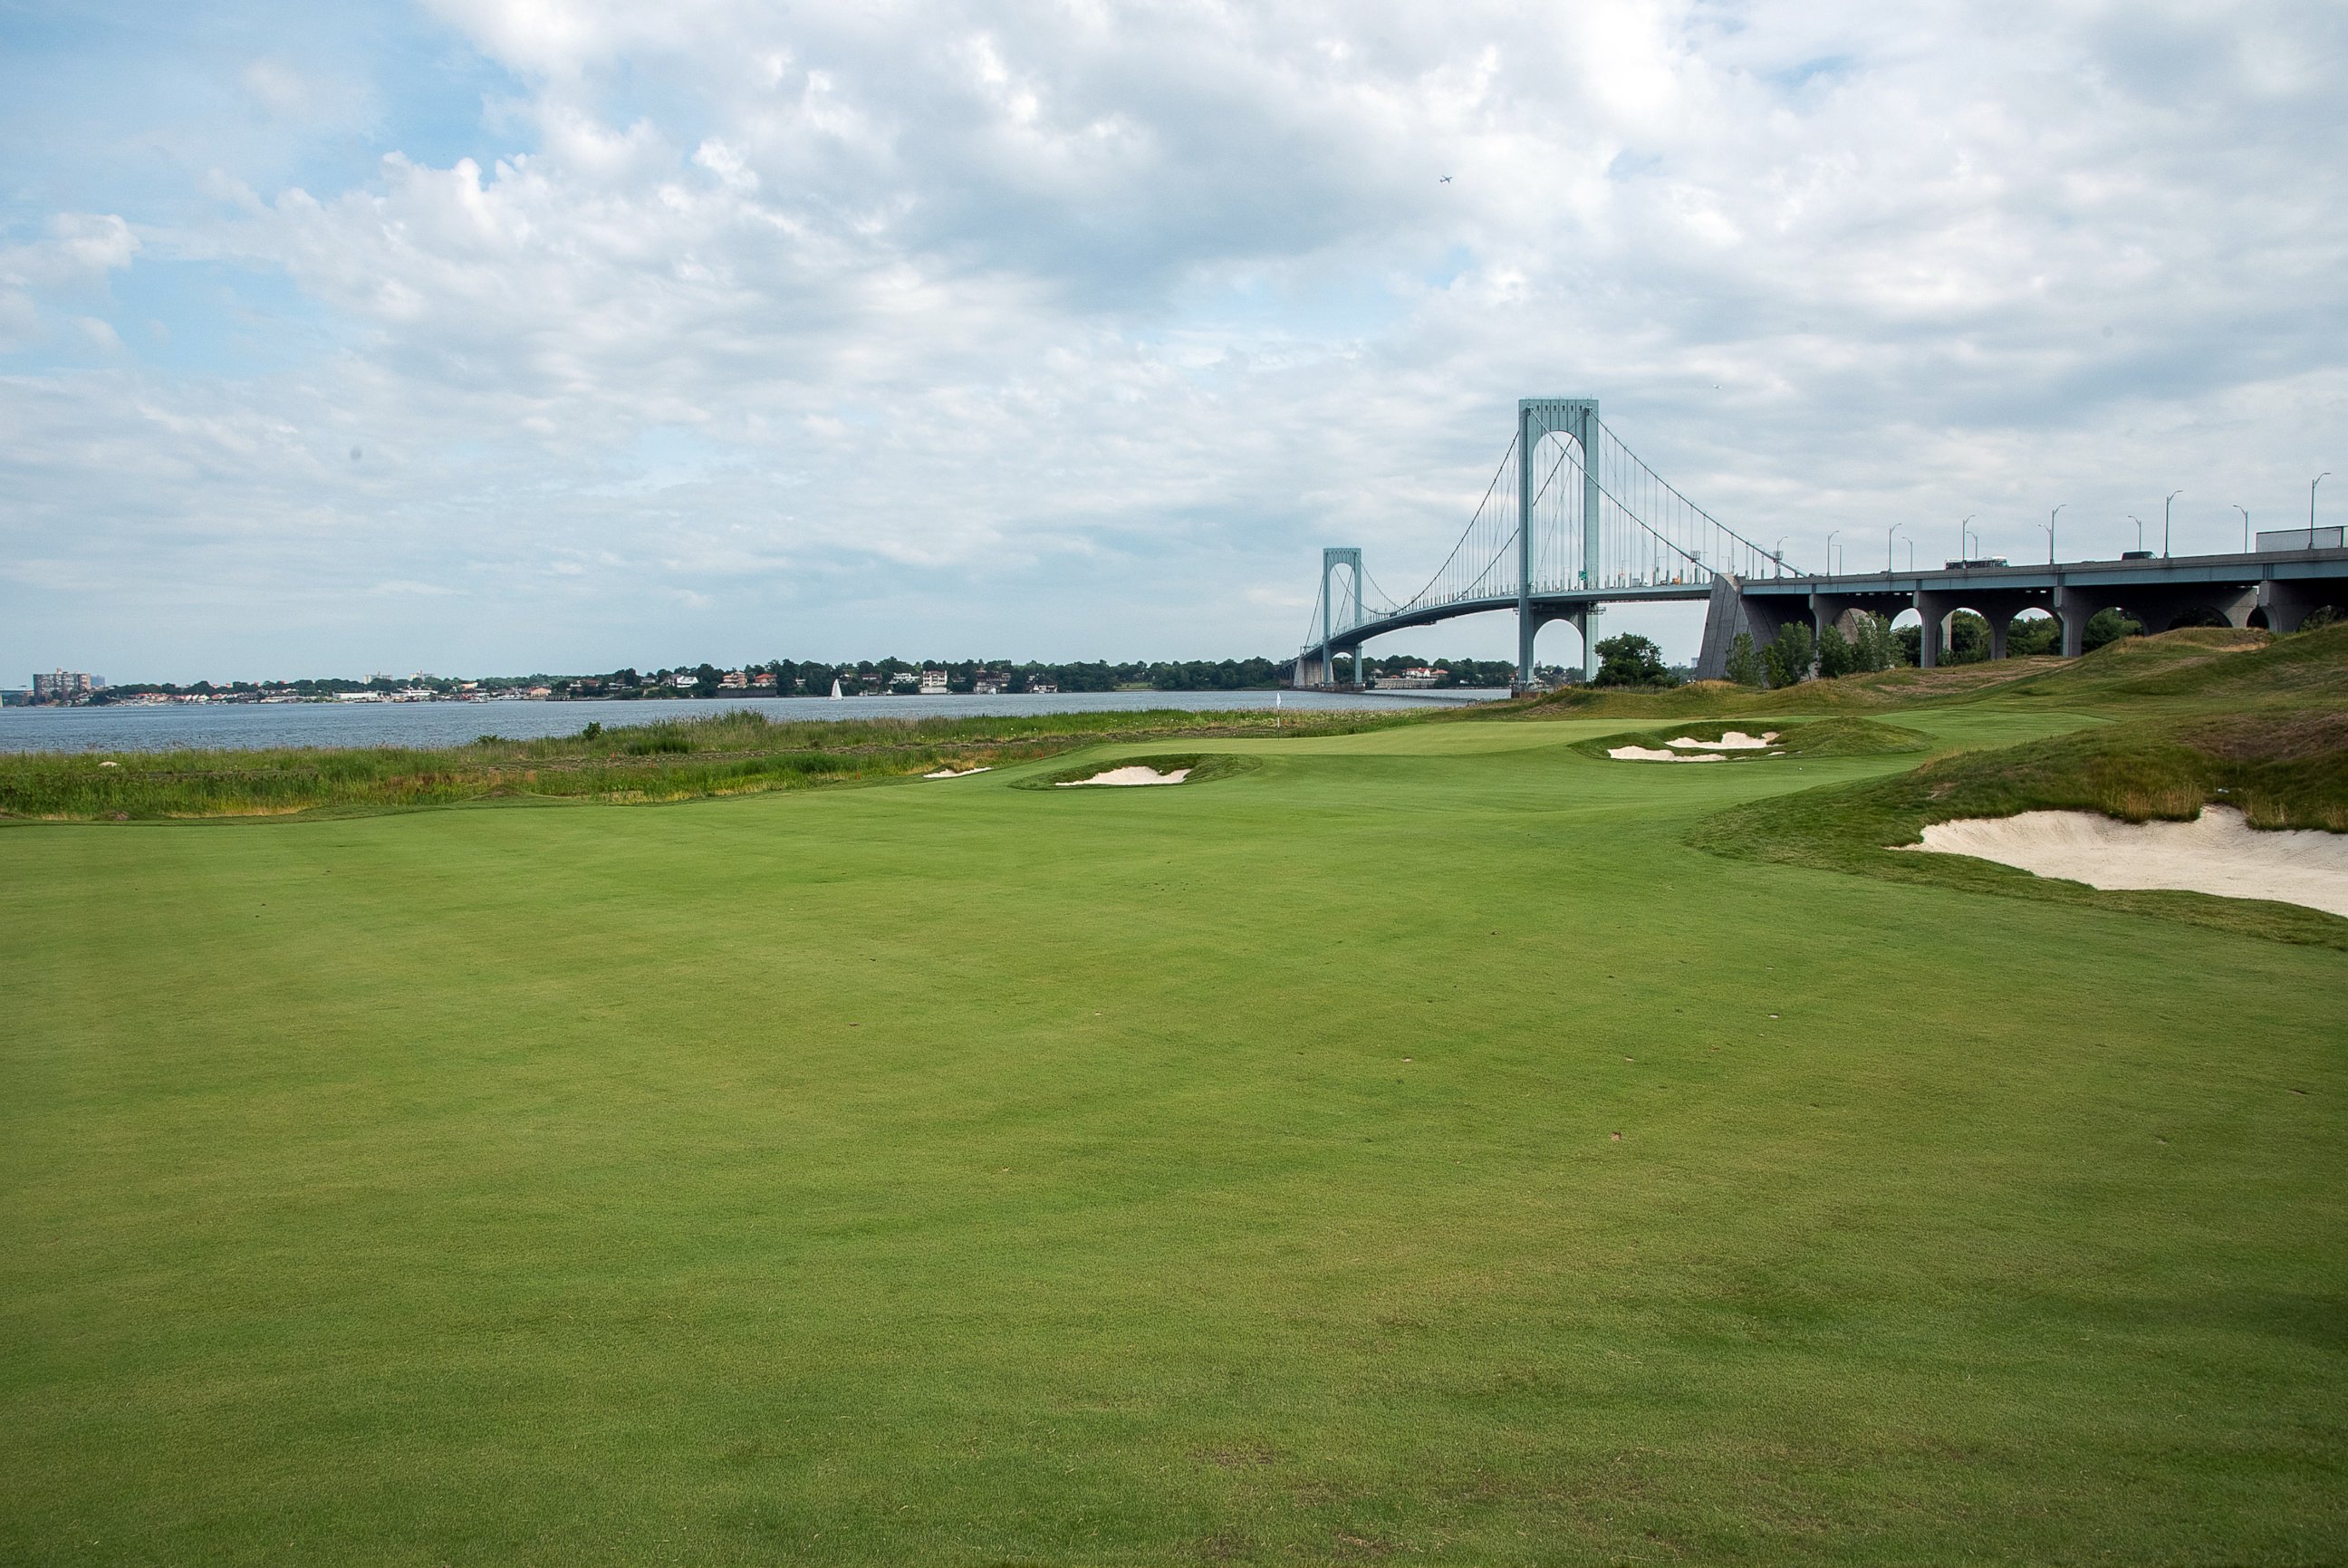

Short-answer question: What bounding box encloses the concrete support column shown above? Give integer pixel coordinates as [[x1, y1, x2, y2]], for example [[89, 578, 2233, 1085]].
[[2260, 578, 2323, 633], [2054, 584, 2097, 658], [1988, 617, 2008, 660], [2209, 586, 2260, 629], [1913, 592, 1954, 669]]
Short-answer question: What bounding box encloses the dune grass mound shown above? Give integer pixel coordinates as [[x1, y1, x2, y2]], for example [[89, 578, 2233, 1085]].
[[0, 707, 1381, 822], [1693, 707, 2348, 946], [1581, 715, 1931, 763]]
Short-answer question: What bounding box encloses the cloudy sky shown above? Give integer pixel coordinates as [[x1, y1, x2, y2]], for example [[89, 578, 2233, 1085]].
[[3, 0, 2343, 681]]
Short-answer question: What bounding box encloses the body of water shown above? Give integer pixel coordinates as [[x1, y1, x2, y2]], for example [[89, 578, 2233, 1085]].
[[0, 688, 1505, 754]]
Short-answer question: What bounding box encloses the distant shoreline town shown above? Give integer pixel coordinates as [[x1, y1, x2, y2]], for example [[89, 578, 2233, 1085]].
[[8, 656, 1524, 708]]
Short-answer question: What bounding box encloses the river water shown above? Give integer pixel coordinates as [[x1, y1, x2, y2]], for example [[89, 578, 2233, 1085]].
[[0, 688, 1504, 754]]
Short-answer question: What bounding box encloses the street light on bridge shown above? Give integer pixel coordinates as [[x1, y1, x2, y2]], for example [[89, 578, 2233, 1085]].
[[1774, 535, 1787, 579], [2164, 489, 2182, 557], [1957, 515, 1976, 563], [1825, 529, 1839, 578], [2128, 515, 2145, 553], [2235, 505, 2250, 552], [2049, 504, 2064, 563], [1887, 521, 1903, 572], [2318, 473, 2333, 532]]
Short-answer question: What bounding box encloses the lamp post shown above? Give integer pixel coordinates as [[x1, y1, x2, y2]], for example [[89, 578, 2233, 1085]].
[[1888, 521, 1904, 572], [1825, 529, 1839, 579], [1957, 515, 1975, 564], [2318, 473, 2333, 532], [1774, 535, 1787, 579], [2234, 505, 2249, 552], [2050, 504, 2064, 563], [2164, 489, 2182, 557], [2128, 515, 2144, 553]]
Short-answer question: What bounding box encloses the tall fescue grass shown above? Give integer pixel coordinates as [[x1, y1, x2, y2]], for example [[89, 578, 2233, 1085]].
[[0, 706, 1414, 822]]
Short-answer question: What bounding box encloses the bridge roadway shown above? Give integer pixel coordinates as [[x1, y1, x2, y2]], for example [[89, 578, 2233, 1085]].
[[1294, 544, 2348, 687]]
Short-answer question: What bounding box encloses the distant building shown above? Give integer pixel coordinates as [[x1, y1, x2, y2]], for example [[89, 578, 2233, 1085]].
[[749, 670, 775, 688], [720, 670, 748, 689], [919, 669, 948, 695], [972, 674, 1006, 695], [32, 670, 97, 703], [1372, 667, 1448, 689], [1026, 678, 1058, 694]]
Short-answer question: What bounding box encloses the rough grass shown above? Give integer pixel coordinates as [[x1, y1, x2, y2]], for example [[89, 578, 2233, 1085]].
[[0, 706, 1413, 822], [1575, 716, 1931, 763], [1692, 707, 2348, 948]]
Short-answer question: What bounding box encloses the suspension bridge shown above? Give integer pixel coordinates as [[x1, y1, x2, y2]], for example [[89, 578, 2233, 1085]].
[[1295, 397, 2348, 688]]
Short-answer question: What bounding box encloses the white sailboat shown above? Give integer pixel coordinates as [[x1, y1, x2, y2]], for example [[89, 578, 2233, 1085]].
[[829, 678, 843, 700]]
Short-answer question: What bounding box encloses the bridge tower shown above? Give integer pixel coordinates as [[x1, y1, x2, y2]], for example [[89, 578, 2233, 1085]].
[[1320, 546, 1364, 687], [1516, 399, 1602, 687]]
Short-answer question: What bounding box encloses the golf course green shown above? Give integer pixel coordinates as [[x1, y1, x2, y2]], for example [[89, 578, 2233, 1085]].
[[5, 645, 2345, 1563]]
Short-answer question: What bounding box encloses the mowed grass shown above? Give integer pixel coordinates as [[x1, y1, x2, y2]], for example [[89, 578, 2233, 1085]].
[[4, 712, 2344, 1565]]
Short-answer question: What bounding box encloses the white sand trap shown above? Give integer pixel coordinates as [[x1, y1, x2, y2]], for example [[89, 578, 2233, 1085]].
[[1897, 805, 2348, 917], [1607, 746, 1727, 763], [923, 765, 992, 779], [1054, 765, 1193, 787], [1667, 730, 1780, 750]]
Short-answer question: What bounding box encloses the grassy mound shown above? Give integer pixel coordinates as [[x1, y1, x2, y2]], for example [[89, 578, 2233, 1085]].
[[1578, 716, 1931, 762], [1013, 751, 1262, 790], [1513, 624, 2348, 721], [1692, 707, 2348, 947], [1992, 621, 2348, 707]]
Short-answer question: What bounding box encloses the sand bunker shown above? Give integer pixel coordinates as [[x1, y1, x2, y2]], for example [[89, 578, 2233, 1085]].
[[1607, 746, 1727, 763], [1667, 731, 1779, 750], [1054, 765, 1193, 787], [923, 765, 991, 779], [1897, 805, 2348, 917]]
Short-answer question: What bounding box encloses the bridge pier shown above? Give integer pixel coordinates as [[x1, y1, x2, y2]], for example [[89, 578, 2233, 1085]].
[[2259, 577, 2341, 633], [1914, 587, 2053, 667]]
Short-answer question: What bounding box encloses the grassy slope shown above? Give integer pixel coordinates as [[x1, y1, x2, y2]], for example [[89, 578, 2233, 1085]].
[[1691, 629, 2348, 947], [5, 704, 2343, 1565]]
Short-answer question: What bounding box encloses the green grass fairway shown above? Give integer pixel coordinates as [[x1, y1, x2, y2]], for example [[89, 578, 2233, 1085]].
[[5, 707, 2344, 1564]]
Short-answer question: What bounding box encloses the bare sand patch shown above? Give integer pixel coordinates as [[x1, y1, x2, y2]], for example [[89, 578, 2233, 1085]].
[[1607, 746, 1727, 763], [1054, 765, 1193, 787], [1667, 731, 1780, 750], [1897, 804, 2348, 917], [923, 765, 991, 779]]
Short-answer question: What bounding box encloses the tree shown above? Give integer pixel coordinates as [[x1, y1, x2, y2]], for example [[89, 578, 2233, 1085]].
[[1724, 631, 1763, 687], [1815, 623, 1856, 678], [2006, 614, 2061, 657], [1762, 622, 1814, 688], [1945, 611, 1990, 663], [1592, 633, 1677, 688], [1846, 611, 1898, 672], [2083, 607, 2143, 652]]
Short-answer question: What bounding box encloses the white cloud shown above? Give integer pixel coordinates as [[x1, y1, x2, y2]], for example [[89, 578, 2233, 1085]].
[[3, 0, 2345, 678]]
